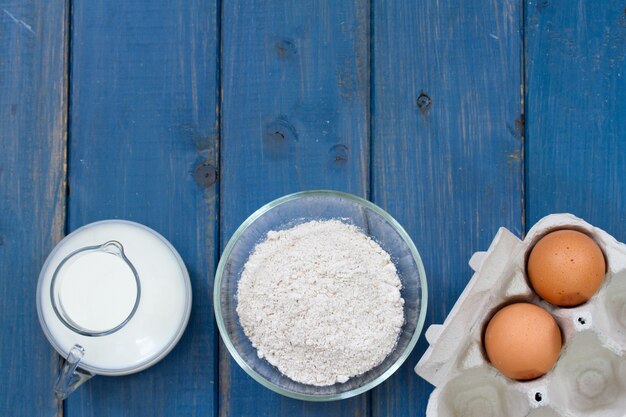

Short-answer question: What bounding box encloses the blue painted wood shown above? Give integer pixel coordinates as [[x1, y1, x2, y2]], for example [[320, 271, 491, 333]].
[[5, 1, 625, 416], [526, 0, 626, 240], [219, 0, 369, 416], [66, 1, 219, 416], [371, 1, 523, 415], [0, 1, 67, 416]]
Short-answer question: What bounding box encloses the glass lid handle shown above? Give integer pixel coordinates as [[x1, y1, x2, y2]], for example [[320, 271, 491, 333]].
[[54, 344, 93, 399]]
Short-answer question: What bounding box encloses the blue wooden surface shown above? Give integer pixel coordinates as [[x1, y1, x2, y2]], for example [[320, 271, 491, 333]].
[[220, 1, 369, 416], [370, 1, 523, 416], [65, 1, 219, 416], [526, 0, 626, 242], [1, 0, 625, 416], [0, 1, 67, 415]]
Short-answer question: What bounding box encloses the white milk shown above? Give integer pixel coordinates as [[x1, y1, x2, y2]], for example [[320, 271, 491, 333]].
[[56, 250, 138, 333], [37, 220, 192, 375]]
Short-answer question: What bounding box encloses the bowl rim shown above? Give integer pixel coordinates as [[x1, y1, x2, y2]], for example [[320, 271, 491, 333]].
[[213, 190, 428, 401]]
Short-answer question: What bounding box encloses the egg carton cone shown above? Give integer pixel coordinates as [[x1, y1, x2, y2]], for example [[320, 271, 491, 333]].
[[415, 214, 626, 417]]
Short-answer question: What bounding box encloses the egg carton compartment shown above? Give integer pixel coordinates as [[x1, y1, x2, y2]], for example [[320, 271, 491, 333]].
[[548, 331, 626, 416], [416, 214, 626, 417], [527, 408, 562, 417], [426, 367, 530, 417]]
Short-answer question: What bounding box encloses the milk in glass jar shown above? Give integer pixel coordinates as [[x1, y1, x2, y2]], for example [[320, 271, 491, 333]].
[[36, 220, 192, 398]]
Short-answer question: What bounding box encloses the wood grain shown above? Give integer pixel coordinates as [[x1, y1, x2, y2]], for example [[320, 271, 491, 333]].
[[0, 1, 67, 416], [65, 1, 219, 416], [219, 0, 369, 416], [4, 0, 626, 415], [371, 1, 523, 415], [526, 0, 626, 240]]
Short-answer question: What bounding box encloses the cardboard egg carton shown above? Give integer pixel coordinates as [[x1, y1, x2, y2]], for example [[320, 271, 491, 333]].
[[415, 214, 626, 417]]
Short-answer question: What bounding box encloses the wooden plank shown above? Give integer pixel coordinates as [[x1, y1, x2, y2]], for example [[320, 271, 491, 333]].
[[219, 1, 369, 416], [526, 0, 626, 240], [0, 0, 68, 416], [371, 1, 523, 415], [65, 1, 219, 416]]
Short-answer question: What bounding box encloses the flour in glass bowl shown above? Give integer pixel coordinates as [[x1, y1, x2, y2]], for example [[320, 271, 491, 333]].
[[236, 219, 405, 386]]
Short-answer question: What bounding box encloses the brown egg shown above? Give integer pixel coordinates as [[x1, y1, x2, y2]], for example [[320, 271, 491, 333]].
[[527, 230, 606, 307], [484, 303, 562, 380]]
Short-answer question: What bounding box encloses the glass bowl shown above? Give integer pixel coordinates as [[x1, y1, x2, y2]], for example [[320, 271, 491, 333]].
[[214, 190, 428, 401]]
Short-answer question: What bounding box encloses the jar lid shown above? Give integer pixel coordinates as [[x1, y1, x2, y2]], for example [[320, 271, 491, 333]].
[[37, 220, 192, 376]]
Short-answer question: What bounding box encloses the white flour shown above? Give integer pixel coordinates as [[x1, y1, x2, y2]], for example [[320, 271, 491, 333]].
[[236, 219, 405, 386]]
